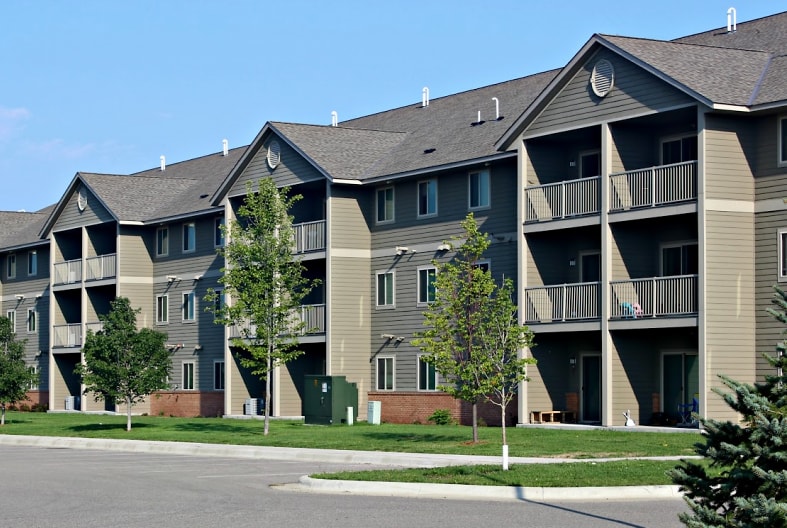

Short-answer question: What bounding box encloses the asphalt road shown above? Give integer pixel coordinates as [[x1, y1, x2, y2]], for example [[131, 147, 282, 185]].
[[0, 445, 689, 528]]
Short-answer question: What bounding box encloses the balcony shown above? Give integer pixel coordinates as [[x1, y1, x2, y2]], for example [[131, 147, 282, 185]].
[[86, 254, 117, 281], [53, 259, 82, 285], [609, 161, 697, 212], [229, 304, 326, 339], [294, 220, 326, 253], [525, 176, 600, 223], [610, 275, 698, 319], [524, 282, 600, 323], [53, 324, 82, 348], [85, 321, 104, 334]]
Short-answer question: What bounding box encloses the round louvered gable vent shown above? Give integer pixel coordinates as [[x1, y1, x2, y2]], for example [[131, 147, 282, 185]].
[[267, 140, 281, 169], [590, 59, 615, 98]]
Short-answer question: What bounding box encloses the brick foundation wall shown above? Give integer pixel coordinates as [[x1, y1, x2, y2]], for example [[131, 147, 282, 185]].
[[8, 391, 49, 411], [367, 391, 517, 426], [150, 391, 224, 418]]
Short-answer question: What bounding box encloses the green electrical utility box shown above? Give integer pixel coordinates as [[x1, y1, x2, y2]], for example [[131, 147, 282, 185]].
[[303, 375, 358, 425]]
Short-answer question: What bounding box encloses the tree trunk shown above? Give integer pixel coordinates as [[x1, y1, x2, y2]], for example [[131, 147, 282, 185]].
[[1, 404, 5, 426], [264, 343, 272, 436], [472, 402, 479, 443], [126, 396, 132, 431]]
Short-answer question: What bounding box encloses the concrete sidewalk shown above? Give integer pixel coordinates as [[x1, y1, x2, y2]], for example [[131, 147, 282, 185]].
[[0, 434, 686, 502]]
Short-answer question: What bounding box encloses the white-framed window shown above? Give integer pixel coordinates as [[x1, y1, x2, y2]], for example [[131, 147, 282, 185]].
[[27, 250, 37, 276], [661, 135, 697, 165], [27, 309, 37, 333], [156, 227, 169, 257], [211, 288, 224, 320], [156, 295, 168, 324], [7, 254, 16, 279], [468, 169, 490, 210], [376, 271, 395, 308], [376, 187, 394, 224], [182, 362, 195, 390], [474, 259, 491, 273], [417, 266, 436, 305], [779, 116, 787, 167], [214, 217, 225, 247], [417, 179, 437, 217], [376, 356, 394, 391], [661, 242, 698, 276], [579, 150, 601, 179], [6, 310, 15, 331], [214, 361, 225, 390], [418, 356, 437, 391], [779, 229, 787, 281], [182, 292, 196, 322], [182, 222, 196, 253], [30, 365, 38, 390]]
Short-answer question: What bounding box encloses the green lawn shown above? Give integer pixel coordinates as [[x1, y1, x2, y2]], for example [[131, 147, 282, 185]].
[[0, 411, 700, 459]]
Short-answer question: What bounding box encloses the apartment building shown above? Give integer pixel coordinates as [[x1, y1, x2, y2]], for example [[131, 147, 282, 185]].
[[2, 9, 785, 427]]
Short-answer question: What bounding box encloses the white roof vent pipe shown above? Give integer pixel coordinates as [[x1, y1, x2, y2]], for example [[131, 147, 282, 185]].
[[160, 155, 166, 171], [727, 7, 737, 33], [331, 111, 338, 127], [492, 97, 501, 120], [222, 139, 228, 156], [422, 87, 429, 108]]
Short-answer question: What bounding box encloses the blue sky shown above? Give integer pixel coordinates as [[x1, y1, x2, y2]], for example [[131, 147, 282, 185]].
[[1, 1, 780, 212]]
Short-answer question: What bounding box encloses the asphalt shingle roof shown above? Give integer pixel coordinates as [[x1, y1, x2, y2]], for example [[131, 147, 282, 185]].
[[0, 205, 53, 249], [675, 11, 787, 56]]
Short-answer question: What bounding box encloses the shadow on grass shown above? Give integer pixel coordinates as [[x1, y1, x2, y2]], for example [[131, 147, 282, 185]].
[[71, 422, 153, 432], [357, 430, 476, 444], [170, 421, 261, 436]]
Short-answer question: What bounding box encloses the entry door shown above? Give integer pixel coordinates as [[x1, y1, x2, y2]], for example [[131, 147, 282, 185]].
[[663, 353, 699, 418], [581, 355, 601, 423]]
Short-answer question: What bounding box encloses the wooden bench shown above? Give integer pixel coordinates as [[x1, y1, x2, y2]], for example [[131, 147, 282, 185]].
[[530, 410, 575, 424]]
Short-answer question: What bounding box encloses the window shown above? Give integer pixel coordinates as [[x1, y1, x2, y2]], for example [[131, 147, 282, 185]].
[[182, 292, 196, 322], [7, 254, 16, 279], [661, 136, 697, 165], [6, 310, 15, 331], [30, 365, 38, 390], [417, 267, 436, 304], [376, 187, 394, 223], [182, 222, 196, 253], [376, 271, 395, 307], [474, 260, 490, 273], [418, 356, 437, 391], [214, 217, 225, 247], [779, 230, 787, 280], [580, 151, 601, 179], [376, 357, 394, 391], [156, 295, 168, 324], [662, 243, 698, 276], [417, 179, 437, 217], [780, 117, 787, 166], [182, 362, 195, 390], [27, 250, 37, 276], [468, 170, 490, 209], [214, 361, 225, 390], [156, 227, 169, 257], [27, 309, 36, 333], [211, 288, 224, 320]]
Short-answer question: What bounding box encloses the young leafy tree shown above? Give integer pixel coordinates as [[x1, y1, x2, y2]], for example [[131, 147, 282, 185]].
[[0, 316, 36, 426], [207, 178, 317, 436], [669, 284, 787, 527], [75, 297, 170, 431], [414, 213, 535, 448]]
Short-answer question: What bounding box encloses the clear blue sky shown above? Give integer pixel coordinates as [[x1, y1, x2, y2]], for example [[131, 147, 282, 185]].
[[1, 1, 780, 212]]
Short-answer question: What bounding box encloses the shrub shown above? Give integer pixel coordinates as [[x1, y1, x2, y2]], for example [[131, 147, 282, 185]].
[[428, 409, 454, 425]]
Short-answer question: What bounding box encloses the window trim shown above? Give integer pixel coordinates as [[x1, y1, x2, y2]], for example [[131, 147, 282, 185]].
[[156, 294, 169, 324], [417, 355, 437, 391], [376, 186, 395, 224], [779, 229, 787, 282], [211, 288, 224, 321], [214, 217, 225, 247], [417, 179, 438, 218], [660, 134, 697, 165], [473, 259, 491, 274], [156, 227, 169, 257], [182, 361, 195, 391], [213, 360, 225, 391], [182, 291, 196, 322], [417, 266, 437, 306], [779, 116, 787, 167], [468, 169, 490, 210], [30, 365, 39, 391], [182, 222, 196, 254], [27, 250, 37, 276], [376, 270, 395, 308], [376, 356, 395, 391], [660, 241, 698, 277], [6, 310, 15, 332], [7, 254, 16, 279], [27, 308, 37, 334]]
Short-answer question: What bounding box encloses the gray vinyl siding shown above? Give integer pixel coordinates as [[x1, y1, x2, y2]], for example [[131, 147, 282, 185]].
[[527, 49, 694, 137], [228, 139, 324, 198], [705, 210, 756, 421], [52, 185, 114, 232], [754, 114, 787, 200], [705, 114, 756, 202], [754, 211, 787, 381]]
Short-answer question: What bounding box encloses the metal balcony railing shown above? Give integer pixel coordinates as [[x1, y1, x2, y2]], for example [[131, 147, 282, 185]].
[[293, 220, 326, 253], [525, 176, 600, 223], [85, 253, 117, 281], [610, 275, 698, 319], [85, 321, 104, 334], [524, 282, 600, 323], [229, 304, 326, 338], [609, 160, 697, 212], [53, 323, 82, 347], [53, 259, 82, 285]]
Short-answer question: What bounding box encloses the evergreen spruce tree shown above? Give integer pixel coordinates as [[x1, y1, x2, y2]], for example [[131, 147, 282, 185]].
[[669, 285, 787, 527]]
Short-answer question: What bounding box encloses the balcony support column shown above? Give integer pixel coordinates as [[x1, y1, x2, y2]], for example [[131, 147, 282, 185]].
[[600, 122, 614, 427], [696, 108, 708, 420], [517, 139, 531, 424]]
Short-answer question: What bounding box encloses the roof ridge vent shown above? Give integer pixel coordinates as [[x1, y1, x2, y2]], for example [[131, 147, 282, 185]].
[[222, 139, 228, 156], [422, 87, 430, 108], [331, 111, 338, 127], [727, 7, 737, 33], [160, 155, 166, 171]]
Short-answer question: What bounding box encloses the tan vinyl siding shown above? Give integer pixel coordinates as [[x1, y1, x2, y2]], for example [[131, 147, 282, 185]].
[[527, 227, 601, 286], [229, 139, 323, 198], [705, 210, 756, 421], [118, 226, 154, 327], [527, 49, 694, 137], [53, 186, 114, 232], [705, 115, 755, 201]]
